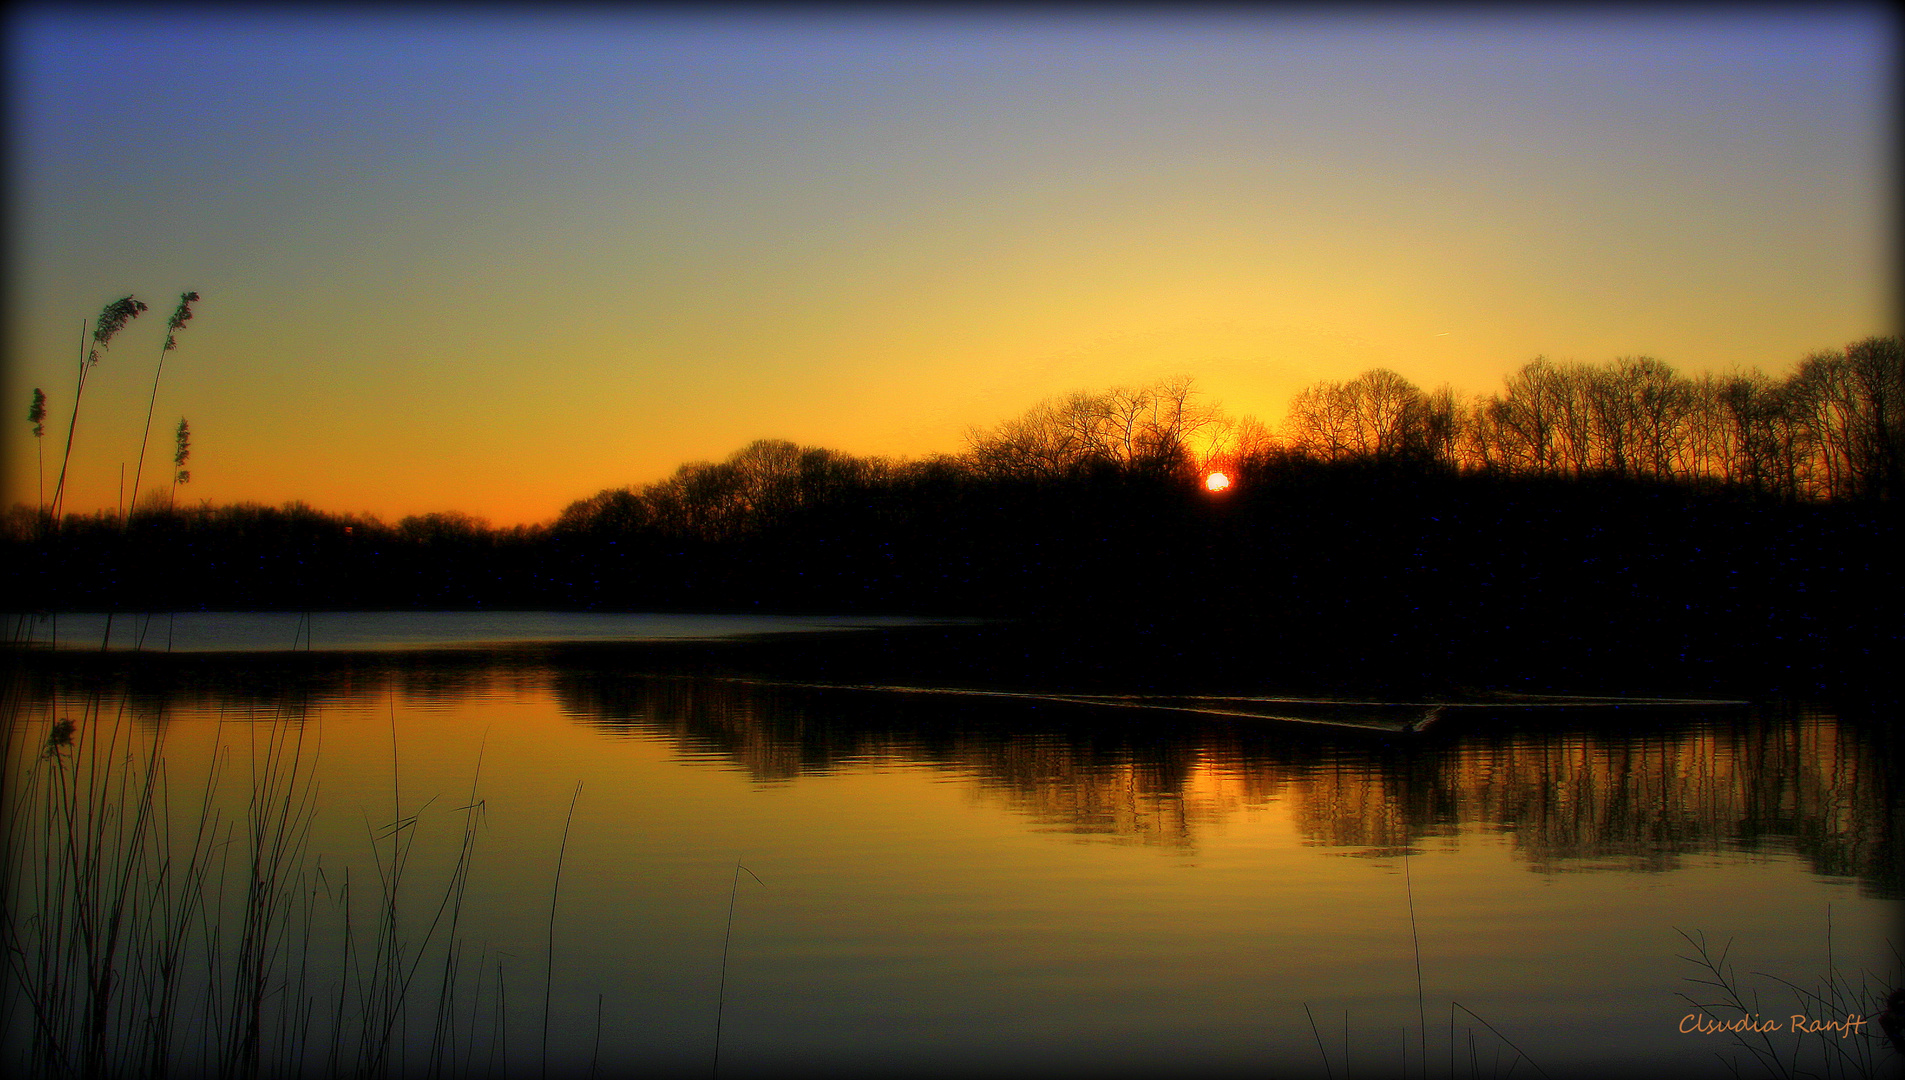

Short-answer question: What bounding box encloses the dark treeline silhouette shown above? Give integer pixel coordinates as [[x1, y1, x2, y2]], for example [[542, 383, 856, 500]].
[[6, 337, 1900, 693], [1288, 336, 1904, 501]]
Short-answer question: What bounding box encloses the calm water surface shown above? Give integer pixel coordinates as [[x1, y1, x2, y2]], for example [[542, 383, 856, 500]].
[[3, 614, 1897, 1078]]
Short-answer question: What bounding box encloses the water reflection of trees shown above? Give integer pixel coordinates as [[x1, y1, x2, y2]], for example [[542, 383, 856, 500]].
[[1437, 711, 1892, 888], [552, 674, 1898, 897], [948, 732, 1215, 846], [15, 654, 1895, 897], [13, 648, 559, 724], [1216, 712, 1896, 897]]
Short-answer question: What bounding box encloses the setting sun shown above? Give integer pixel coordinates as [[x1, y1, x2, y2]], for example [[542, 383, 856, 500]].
[[1205, 472, 1231, 492]]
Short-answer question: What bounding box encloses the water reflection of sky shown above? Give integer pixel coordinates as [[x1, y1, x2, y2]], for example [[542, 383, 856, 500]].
[[6, 649, 1897, 1078]]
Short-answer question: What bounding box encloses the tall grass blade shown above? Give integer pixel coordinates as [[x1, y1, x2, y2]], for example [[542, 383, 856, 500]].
[[1451, 1001, 1550, 1080], [1404, 844, 1426, 1076], [542, 780, 581, 1080], [710, 861, 764, 1079], [1, 674, 576, 1080], [1303, 1002, 1333, 1080]]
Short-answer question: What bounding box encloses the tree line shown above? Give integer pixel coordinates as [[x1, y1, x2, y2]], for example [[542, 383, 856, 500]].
[[7, 336, 1899, 693], [546, 333, 1899, 549], [16, 335, 1900, 554], [1269, 336, 1903, 501]]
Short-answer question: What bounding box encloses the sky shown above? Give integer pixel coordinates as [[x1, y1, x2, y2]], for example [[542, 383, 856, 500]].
[[4, 6, 1894, 525]]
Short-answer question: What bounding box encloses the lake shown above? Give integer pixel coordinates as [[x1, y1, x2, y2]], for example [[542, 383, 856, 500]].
[[2, 612, 1897, 1078]]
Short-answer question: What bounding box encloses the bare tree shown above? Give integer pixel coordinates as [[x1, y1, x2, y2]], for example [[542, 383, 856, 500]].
[[965, 394, 1096, 479], [1843, 335, 1905, 500], [1417, 384, 1464, 468], [966, 378, 1219, 479], [1475, 359, 1562, 474], [1688, 372, 1793, 494], [1283, 379, 1359, 461], [1788, 336, 1905, 500], [1595, 356, 1694, 480], [1478, 356, 1696, 481], [1282, 369, 1434, 462]]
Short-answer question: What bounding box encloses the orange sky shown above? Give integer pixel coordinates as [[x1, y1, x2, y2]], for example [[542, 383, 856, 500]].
[[5, 9, 1893, 525]]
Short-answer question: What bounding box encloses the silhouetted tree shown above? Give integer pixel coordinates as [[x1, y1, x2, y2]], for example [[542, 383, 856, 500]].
[[1473, 358, 1560, 474], [1576, 356, 1691, 479], [1789, 336, 1905, 500], [966, 378, 1219, 480], [1283, 368, 1444, 463]]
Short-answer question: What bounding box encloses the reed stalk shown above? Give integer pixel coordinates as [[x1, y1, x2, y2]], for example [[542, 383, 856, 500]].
[[1, 681, 569, 1080], [1677, 925, 1896, 1080], [1303, 1002, 1333, 1080], [710, 861, 763, 1079], [541, 782, 580, 1080], [49, 298, 146, 527], [127, 294, 198, 527], [28, 388, 47, 520], [1300, 856, 1549, 1080], [427, 743, 487, 1080]]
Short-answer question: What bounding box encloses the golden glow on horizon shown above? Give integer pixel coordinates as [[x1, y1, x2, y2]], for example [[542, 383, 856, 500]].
[[1205, 472, 1230, 492]]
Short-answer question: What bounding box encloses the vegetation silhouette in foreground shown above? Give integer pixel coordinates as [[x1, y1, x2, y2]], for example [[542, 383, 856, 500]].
[[0, 694, 600, 1079], [1677, 926, 1901, 1079], [47, 297, 147, 526], [126, 292, 200, 526]]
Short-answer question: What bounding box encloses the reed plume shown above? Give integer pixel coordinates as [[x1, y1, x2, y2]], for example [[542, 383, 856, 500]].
[[28, 387, 47, 516], [170, 418, 191, 508], [129, 292, 200, 522], [49, 296, 147, 523]]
